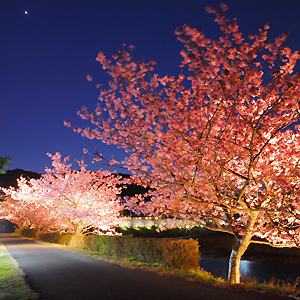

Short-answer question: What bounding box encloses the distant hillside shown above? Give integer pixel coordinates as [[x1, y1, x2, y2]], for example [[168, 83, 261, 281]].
[[0, 169, 41, 188]]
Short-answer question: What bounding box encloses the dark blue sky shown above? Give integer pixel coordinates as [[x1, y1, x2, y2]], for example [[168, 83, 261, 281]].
[[1, 0, 300, 173]]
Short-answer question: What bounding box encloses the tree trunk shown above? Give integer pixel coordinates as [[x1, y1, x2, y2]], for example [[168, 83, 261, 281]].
[[74, 220, 84, 237], [228, 211, 259, 284], [228, 239, 241, 283], [75, 226, 83, 237], [228, 237, 251, 284], [36, 228, 40, 240]]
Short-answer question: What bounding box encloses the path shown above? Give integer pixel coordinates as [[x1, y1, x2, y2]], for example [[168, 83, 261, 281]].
[[0, 233, 290, 300]]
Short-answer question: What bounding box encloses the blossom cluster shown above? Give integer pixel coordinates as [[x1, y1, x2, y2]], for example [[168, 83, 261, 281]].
[[1, 153, 127, 235]]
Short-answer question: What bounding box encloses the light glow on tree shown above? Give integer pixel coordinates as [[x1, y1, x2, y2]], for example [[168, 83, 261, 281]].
[[1, 153, 126, 236], [67, 4, 300, 283]]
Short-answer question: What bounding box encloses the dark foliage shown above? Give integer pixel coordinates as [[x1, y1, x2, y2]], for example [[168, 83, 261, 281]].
[[0, 169, 41, 188]]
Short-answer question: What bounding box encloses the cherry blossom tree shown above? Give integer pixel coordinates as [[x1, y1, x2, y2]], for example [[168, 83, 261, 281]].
[[67, 4, 300, 283], [1, 177, 62, 233], [1, 153, 126, 236]]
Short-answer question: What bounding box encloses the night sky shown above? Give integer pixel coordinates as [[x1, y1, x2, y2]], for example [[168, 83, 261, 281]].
[[2, 0, 300, 174]]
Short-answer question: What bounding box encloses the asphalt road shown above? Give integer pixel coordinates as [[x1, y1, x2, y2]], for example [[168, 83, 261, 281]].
[[0, 233, 291, 300]]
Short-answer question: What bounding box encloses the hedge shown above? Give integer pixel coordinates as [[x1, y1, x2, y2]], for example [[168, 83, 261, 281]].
[[15, 229, 200, 271]]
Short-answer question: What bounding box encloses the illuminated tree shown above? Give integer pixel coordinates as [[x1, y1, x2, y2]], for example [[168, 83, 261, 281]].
[[0, 177, 61, 232], [1, 153, 126, 236], [68, 4, 300, 283]]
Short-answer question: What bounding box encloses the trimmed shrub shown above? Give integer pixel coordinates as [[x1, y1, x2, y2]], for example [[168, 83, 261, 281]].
[[68, 235, 86, 248], [39, 232, 55, 243], [83, 235, 200, 270], [14, 228, 23, 235], [57, 233, 73, 245], [37, 232, 73, 245], [20, 229, 37, 238], [16, 229, 200, 271], [161, 239, 200, 270]]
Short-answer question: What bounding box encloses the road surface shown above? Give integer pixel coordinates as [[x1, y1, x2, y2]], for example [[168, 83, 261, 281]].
[[0, 233, 291, 300]]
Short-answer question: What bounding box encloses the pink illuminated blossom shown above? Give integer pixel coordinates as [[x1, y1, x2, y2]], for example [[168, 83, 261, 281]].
[[1, 153, 127, 236], [67, 4, 300, 284]]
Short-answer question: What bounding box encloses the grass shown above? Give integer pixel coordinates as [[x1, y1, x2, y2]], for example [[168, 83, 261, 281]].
[[242, 276, 300, 298], [0, 242, 36, 300]]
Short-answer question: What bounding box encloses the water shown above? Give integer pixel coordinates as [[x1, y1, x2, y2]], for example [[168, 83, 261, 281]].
[[200, 256, 300, 282]]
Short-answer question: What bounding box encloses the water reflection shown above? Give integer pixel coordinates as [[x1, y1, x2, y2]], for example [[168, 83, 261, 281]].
[[200, 256, 300, 282]]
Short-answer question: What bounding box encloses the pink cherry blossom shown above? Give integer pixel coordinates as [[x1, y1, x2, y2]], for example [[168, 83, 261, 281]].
[[67, 4, 300, 284], [1, 153, 127, 236]]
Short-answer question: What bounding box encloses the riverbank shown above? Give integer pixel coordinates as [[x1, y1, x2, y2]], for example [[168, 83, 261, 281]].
[[197, 231, 300, 264], [122, 226, 300, 264]]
